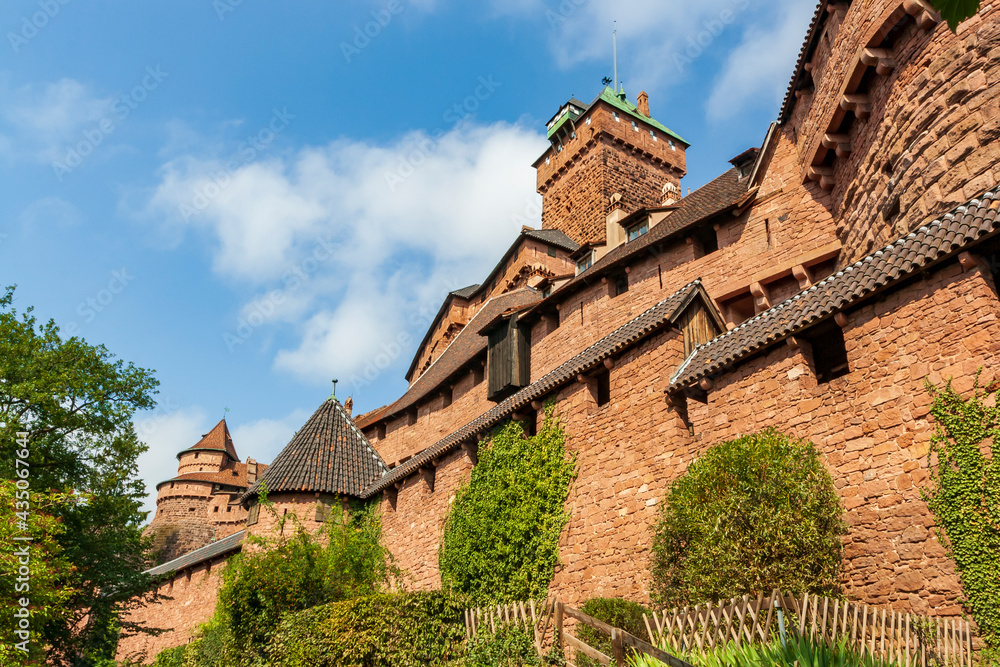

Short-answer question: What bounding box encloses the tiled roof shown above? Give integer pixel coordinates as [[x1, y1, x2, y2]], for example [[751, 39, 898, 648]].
[[145, 530, 245, 578], [364, 280, 710, 496], [450, 284, 481, 299], [354, 405, 390, 430], [778, 2, 829, 123], [524, 168, 749, 318], [242, 398, 388, 501], [671, 187, 1000, 390], [155, 462, 266, 491], [523, 228, 581, 252], [179, 419, 239, 462], [377, 288, 542, 425]]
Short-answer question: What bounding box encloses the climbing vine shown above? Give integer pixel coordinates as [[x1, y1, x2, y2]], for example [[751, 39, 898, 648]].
[[923, 375, 1000, 651], [439, 402, 576, 604]]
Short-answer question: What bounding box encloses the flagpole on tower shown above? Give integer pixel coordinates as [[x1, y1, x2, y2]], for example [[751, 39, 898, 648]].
[[613, 22, 618, 93]]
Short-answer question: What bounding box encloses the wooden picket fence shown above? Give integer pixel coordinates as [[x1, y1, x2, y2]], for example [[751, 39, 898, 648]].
[[465, 592, 979, 666], [644, 589, 976, 667]]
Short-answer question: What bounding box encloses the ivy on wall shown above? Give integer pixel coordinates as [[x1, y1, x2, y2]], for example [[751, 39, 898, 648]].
[[439, 402, 576, 604], [924, 377, 1000, 652]]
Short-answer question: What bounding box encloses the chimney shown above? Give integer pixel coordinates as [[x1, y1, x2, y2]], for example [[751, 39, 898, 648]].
[[344, 396, 353, 417], [637, 91, 650, 117], [247, 458, 258, 484]]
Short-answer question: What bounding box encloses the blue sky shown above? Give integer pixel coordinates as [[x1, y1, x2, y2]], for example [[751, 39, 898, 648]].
[[0, 0, 816, 514]]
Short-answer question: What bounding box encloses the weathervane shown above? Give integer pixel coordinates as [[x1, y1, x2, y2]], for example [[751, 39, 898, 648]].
[[331, 379, 338, 400]]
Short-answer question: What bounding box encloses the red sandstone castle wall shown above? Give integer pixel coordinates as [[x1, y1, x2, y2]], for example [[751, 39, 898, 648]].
[[146, 483, 217, 564], [789, 2, 1000, 265], [116, 557, 229, 664]]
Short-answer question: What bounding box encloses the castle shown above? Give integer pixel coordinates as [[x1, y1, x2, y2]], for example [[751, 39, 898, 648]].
[[121, 0, 1000, 661]]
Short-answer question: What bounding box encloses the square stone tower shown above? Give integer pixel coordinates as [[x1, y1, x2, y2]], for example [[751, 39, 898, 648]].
[[534, 87, 688, 246]]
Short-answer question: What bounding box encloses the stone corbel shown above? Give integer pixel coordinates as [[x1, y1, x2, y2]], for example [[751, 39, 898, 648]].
[[792, 264, 814, 289], [420, 463, 436, 493], [461, 442, 479, 466], [822, 133, 853, 158], [383, 486, 398, 511], [750, 281, 771, 313], [861, 48, 896, 76]]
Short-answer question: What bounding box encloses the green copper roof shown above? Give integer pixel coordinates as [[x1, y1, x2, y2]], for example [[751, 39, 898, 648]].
[[546, 107, 580, 139], [595, 86, 688, 145]]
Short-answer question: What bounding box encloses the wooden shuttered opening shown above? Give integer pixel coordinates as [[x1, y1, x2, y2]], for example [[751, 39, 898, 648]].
[[486, 314, 530, 401], [246, 502, 260, 526], [678, 300, 721, 357]]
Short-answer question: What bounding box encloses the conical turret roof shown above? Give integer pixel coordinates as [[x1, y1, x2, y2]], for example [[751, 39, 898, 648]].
[[178, 418, 239, 462], [242, 398, 387, 500]]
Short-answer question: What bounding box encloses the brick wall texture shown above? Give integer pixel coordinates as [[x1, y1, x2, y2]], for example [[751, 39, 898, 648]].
[[119, 3, 1000, 661]]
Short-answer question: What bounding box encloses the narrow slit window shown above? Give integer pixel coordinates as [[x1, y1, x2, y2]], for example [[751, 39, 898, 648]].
[[809, 326, 850, 384], [596, 371, 611, 407]]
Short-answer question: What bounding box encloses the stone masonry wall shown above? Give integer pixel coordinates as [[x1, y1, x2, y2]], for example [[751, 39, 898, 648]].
[[685, 260, 1000, 615], [146, 485, 216, 564], [790, 2, 1000, 265], [116, 556, 230, 664]]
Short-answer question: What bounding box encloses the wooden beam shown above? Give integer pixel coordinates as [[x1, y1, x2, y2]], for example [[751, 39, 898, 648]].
[[786, 336, 801, 349], [834, 312, 849, 328], [699, 378, 713, 392], [530, 400, 542, 411], [603, 358, 614, 370], [958, 251, 978, 270]]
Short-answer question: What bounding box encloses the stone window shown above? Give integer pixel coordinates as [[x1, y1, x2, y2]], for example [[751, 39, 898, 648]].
[[650, 130, 657, 141], [807, 324, 850, 384], [213, 506, 219, 513], [585, 116, 591, 125], [668, 139, 676, 150], [631, 120, 639, 131], [612, 273, 629, 297], [194, 453, 199, 459], [691, 225, 719, 258], [596, 371, 611, 407], [575, 252, 594, 275], [612, 111, 620, 122]]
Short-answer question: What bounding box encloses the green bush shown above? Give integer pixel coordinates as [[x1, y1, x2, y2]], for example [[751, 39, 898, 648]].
[[439, 403, 576, 604], [650, 430, 846, 607], [576, 598, 653, 666], [923, 377, 1000, 651], [180, 617, 236, 667], [219, 498, 396, 661], [465, 623, 565, 667], [149, 646, 184, 667], [268, 591, 467, 666]]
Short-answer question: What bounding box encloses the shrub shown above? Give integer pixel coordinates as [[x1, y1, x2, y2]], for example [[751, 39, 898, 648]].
[[650, 430, 846, 607], [149, 646, 184, 667], [219, 497, 395, 660], [439, 402, 576, 604], [576, 598, 653, 666], [923, 376, 1000, 651], [465, 623, 565, 667], [267, 591, 467, 666]]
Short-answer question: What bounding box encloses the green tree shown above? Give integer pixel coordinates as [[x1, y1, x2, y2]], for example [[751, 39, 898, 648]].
[[219, 498, 396, 664], [929, 0, 980, 30], [439, 403, 576, 604], [923, 377, 1000, 651], [650, 430, 846, 607], [0, 286, 162, 664]]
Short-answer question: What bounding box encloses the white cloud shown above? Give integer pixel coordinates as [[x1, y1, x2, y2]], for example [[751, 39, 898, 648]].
[[144, 120, 545, 388], [0, 77, 112, 163], [706, 2, 817, 121], [19, 197, 84, 231], [230, 408, 312, 466]]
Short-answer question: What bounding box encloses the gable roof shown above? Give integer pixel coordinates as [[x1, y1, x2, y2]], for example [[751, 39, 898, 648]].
[[364, 280, 714, 496], [363, 288, 543, 431], [592, 86, 688, 145], [145, 529, 245, 578], [179, 419, 239, 462], [403, 228, 579, 383], [671, 186, 1000, 390], [242, 397, 388, 501], [523, 167, 750, 320]]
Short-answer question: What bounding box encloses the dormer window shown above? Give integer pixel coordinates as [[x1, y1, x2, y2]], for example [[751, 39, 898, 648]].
[[627, 219, 649, 242], [576, 252, 593, 275]]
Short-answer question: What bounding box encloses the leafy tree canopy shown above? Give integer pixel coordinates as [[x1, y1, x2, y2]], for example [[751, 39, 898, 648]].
[[0, 285, 161, 665], [929, 0, 980, 31]]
